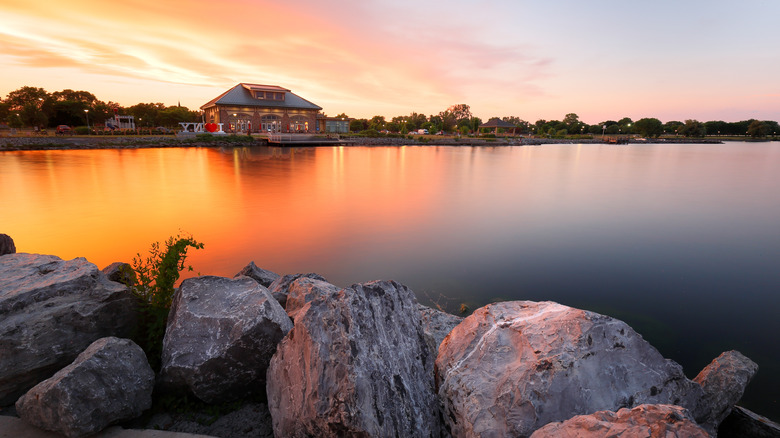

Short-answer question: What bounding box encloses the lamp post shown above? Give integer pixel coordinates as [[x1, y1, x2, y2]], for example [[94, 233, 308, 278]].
[[84, 109, 90, 134]]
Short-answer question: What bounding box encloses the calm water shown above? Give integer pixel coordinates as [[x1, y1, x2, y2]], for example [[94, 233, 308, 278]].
[[1, 143, 778, 417]]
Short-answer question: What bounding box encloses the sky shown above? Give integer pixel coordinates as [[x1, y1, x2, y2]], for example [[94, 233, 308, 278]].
[[1, 0, 778, 124]]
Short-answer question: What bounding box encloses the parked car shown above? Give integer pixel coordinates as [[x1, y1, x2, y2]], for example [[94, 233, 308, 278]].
[[55, 125, 72, 135], [417, 129, 429, 135]]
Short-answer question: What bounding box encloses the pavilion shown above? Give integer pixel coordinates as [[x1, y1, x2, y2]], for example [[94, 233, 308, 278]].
[[479, 118, 518, 135], [201, 83, 322, 134]]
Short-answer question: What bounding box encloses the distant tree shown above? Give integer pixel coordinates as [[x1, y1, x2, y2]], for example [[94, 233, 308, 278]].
[[0, 101, 9, 123], [747, 120, 770, 138], [51, 89, 98, 105], [158, 106, 199, 127], [680, 119, 706, 137], [704, 120, 729, 136], [447, 104, 472, 123], [428, 115, 443, 133], [5, 86, 49, 110], [437, 110, 457, 132], [334, 113, 349, 119], [663, 121, 684, 136], [50, 100, 90, 127], [350, 118, 368, 132], [633, 118, 663, 138], [563, 113, 579, 127], [369, 115, 386, 131]]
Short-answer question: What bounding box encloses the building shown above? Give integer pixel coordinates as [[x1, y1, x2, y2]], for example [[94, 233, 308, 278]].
[[105, 114, 136, 130], [317, 115, 351, 133], [201, 83, 322, 133]]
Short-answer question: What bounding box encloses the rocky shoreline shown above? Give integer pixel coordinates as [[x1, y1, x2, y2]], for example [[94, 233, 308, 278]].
[[0, 134, 727, 151], [1, 235, 779, 437]]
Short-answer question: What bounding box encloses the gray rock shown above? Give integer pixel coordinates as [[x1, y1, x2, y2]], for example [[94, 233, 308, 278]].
[[234, 261, 280, 288], [530, 404, 710, 438], [15, 337, 154, 438], [718, 405, 780, 438], [267, 272, 327, 308], [160, 275, 293, 403], [267, 280, 440, 437], [0, 234, 15, 256], [143, 402, 274, 438], [435, 301, 705, 438], [284, 276, 340, 322], [417, 303, 463, 356], [0, 254, 137, 406], [694, 350, 759, 435], [102, 261, 137, 286]]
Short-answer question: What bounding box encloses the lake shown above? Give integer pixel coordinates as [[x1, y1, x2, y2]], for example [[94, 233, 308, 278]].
[[1, 143, 778, 418]]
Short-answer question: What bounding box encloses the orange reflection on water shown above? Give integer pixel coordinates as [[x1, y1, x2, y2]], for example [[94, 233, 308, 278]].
[[0, 147, 454, 282]]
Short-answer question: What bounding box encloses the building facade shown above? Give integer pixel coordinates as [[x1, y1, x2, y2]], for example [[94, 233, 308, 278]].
[[201, 84, 322, 133]]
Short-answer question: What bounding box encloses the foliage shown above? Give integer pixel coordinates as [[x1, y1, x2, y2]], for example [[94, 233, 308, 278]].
[[633, 118, 664, 138], [73, 126, 90, 135], [126, 233, 204, 371], [747, 120, 770, 138], [680, 119, 706, 137], [358, 129, 381, 137]]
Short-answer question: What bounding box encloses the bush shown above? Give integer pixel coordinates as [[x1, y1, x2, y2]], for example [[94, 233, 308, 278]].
[[125, 233, 204, 371], [358, 129, 381, 138], [73, 126, 90, 135]]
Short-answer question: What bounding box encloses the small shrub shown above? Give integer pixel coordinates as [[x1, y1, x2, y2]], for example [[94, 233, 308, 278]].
[[73, 126, 90, 135], [125, 233, 204, 371]]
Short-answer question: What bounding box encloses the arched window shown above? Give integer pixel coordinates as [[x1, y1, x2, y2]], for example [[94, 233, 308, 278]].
[[261, 115, 282, 132]]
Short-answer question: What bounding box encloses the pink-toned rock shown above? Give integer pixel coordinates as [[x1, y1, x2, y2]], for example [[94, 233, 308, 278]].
[[694, 350, 758, 435], [435, 301, 704, 437], [283, 276, 340, 322], [530, 404, 710, 438]]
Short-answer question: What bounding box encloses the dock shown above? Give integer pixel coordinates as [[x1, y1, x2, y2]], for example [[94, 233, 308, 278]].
[[265, 133, 355, 146]]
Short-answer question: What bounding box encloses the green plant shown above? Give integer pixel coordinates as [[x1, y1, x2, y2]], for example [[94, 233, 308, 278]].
[[73, 126, 89, 135], [127, 233, 204, 370]]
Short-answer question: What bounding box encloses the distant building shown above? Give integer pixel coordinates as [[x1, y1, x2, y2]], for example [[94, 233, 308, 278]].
[[201, 83, 322, 133], [105, 114, 136, 130], [317, 115, 351, 133]]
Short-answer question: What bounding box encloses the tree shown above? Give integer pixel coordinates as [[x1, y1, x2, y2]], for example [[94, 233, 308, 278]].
[[437, 110, 457, 132], [5, 86, 49, 110], [747, 120, 770, 138], [633, 118, 663, 138], [663, 121, 684, 136], [350, 118, 368, 132], [0, 101, 10, 123], [51, 89, 98, 105], [679, 119, 706, 137], [369, 115, 386, 131], [447, 104, 472, 123]]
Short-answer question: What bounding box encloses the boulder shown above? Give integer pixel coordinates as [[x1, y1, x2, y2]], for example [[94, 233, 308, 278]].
[[417, 303, 463, 356], [284, 276, 340, 321], [530, 404, 710, 438], [234, 261, 280, 288], [102, 261, 137, 286], [694, 350, 759, 435], [0, 254, 137, 406], [0, 234, 15, 256], [159, 275, 293, 403], [718, 405, 780, 438], [266, 280, 440, 437], [15, 337, 154, 438], [435, 301, 705, 438], [267, 272, 327, 308]]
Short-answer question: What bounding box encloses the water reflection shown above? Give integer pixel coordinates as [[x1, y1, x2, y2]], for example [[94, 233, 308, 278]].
[[1, 143, 779, 417]]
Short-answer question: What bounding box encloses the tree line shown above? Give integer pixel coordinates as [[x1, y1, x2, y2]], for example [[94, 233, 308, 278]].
[[348, 108, 779, 139], [2, 86, 778, 138], [0, 86, 200, 131]]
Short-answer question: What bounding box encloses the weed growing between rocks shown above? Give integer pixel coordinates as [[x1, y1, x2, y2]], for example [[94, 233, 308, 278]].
[[123, 233, 204, 371]]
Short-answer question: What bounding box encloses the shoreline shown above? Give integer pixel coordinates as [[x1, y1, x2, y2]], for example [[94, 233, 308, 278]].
[[0, 134, 743, 151]]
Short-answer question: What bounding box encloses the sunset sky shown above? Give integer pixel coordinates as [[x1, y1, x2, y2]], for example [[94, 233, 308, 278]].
[[1, 0, 778, 124]]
